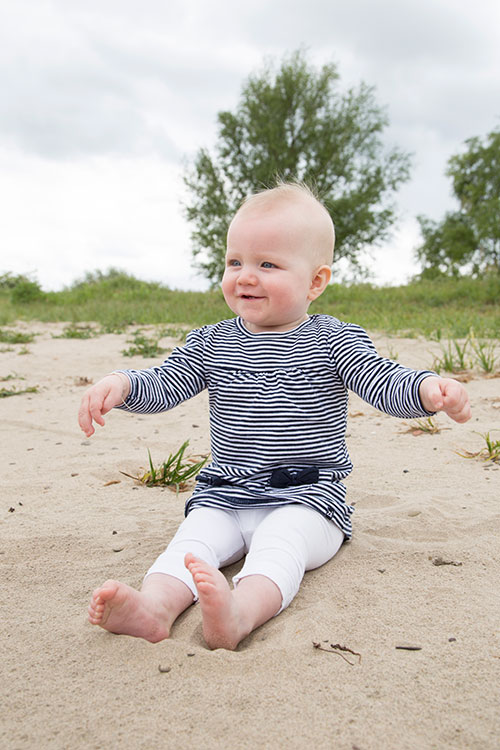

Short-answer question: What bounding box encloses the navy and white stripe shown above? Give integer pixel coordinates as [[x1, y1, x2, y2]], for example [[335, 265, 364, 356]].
[[118, 315, 435, 538]]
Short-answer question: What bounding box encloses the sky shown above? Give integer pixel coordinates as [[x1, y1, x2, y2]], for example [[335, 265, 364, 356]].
[[1, 0, 499, 292]]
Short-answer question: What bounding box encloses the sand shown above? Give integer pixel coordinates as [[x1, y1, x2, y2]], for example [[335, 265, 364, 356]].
[[1, 322, 499, 750]]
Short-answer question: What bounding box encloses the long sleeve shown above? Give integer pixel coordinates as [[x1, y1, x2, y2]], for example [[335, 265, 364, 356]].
[[116, 328, 207, 414], [331, 323, 436, 419]]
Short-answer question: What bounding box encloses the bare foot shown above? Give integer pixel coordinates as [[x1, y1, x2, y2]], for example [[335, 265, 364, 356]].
[[88, 579, 171, 643], [185, 554, 243, 650]]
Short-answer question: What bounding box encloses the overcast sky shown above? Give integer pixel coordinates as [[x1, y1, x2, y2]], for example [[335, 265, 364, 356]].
[[1, 0, 499, 291]]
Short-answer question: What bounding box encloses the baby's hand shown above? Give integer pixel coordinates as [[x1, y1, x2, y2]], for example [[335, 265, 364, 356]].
[[78, 373, 130, 437], [419, 376, 471, 423]]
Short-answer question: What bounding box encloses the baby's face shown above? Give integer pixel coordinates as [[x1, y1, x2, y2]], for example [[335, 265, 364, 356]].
[[222, 204, 324, 333]]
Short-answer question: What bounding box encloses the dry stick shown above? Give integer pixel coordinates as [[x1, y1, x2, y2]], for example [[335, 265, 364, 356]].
[[432, 556, 462, 567], [313, 642, 362, 665]]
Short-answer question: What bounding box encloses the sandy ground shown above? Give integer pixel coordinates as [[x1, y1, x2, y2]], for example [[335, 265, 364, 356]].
[[1, 322, 499, 750]]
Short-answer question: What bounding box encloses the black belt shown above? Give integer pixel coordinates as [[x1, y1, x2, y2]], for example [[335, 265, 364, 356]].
[[197, 467, 320, 489]]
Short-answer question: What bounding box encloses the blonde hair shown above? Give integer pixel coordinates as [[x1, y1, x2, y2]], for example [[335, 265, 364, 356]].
[[235, 180, 335, 266]]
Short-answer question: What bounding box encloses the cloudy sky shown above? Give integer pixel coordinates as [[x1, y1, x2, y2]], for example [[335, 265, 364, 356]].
[[1, 0, 499, 291]]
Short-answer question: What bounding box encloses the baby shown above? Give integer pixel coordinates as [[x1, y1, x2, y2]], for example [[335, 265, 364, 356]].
[[79, 182, 471, 650]]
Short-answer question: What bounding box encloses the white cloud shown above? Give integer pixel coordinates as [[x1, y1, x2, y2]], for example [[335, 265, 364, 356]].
[[0, 147, 206, 291]]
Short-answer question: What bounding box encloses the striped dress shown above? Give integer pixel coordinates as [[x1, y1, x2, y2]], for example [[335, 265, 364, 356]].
[[118, 315, 435, 538]]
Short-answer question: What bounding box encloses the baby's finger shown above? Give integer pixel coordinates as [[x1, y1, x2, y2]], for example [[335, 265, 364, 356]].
[[441, 380, 471, 423], [443, 398, 471, 423], [88, 398, 106, 428], [79, 391, 107, 435], [78, 395, 96, 437], [424, 379, 444, 412], [101, 392, 121, 415]]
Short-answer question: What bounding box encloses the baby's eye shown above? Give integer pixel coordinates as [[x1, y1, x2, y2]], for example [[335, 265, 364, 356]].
[[261, 261, 277, 269], [227, 259, 241, 267]]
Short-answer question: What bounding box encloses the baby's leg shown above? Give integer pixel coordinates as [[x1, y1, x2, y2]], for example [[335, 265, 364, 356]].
[[185, 553, 282, 651], [234, 504, 344, 613]]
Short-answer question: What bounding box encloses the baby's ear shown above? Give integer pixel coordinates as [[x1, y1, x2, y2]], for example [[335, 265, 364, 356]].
[[308, 265, 331, 301]]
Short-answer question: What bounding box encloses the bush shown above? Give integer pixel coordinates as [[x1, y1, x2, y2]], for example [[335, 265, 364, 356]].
[[11, 279, 45, 304], [0, 273, 45, 304]]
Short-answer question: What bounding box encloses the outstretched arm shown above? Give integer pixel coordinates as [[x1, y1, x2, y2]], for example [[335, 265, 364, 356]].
[[419, 376, 471, 424], [78, 372, 131, 437]]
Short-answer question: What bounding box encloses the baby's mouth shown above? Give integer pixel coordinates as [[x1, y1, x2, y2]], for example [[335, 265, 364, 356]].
[[240, 294, 262, 300]]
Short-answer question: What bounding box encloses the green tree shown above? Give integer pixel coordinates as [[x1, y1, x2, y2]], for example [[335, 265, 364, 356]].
[[416, 212, 477, 278], [417, 127, 500, 277], [183, 50, 411, 285]]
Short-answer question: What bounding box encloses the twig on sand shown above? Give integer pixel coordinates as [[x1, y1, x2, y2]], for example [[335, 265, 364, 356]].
[[313, 641, 361, 665], [431, 556, 462, 567]]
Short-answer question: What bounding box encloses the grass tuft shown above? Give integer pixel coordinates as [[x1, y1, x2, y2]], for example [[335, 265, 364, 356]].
[[0, 373, 24, 382], [121, 441, 209, 493], [468, 332, 497, 374], [122, 329, 169, 358], [431, 331, 499, 375], [0, 328, 35, 344], [457, 432, 500, 464], [0, 385, 38, 398], [403, 416, 446, 435], [158, 325, 189, 342], [55, 323, 98, 339], [412, 416, 441, 434]]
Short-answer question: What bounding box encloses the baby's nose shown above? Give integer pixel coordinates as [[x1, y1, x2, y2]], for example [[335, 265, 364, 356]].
[[236, 266, 258, 284]]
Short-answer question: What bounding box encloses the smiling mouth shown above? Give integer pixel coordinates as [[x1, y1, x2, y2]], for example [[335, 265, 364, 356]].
[[240, 295, 263, 300]]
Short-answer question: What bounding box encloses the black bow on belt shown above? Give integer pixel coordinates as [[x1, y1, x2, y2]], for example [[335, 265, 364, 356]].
[[197, 467, 320, 489], [269, 467, 319, 488]]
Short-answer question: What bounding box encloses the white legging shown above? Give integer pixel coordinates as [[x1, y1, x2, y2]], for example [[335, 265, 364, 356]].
[[146, 504, 345, 611]]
